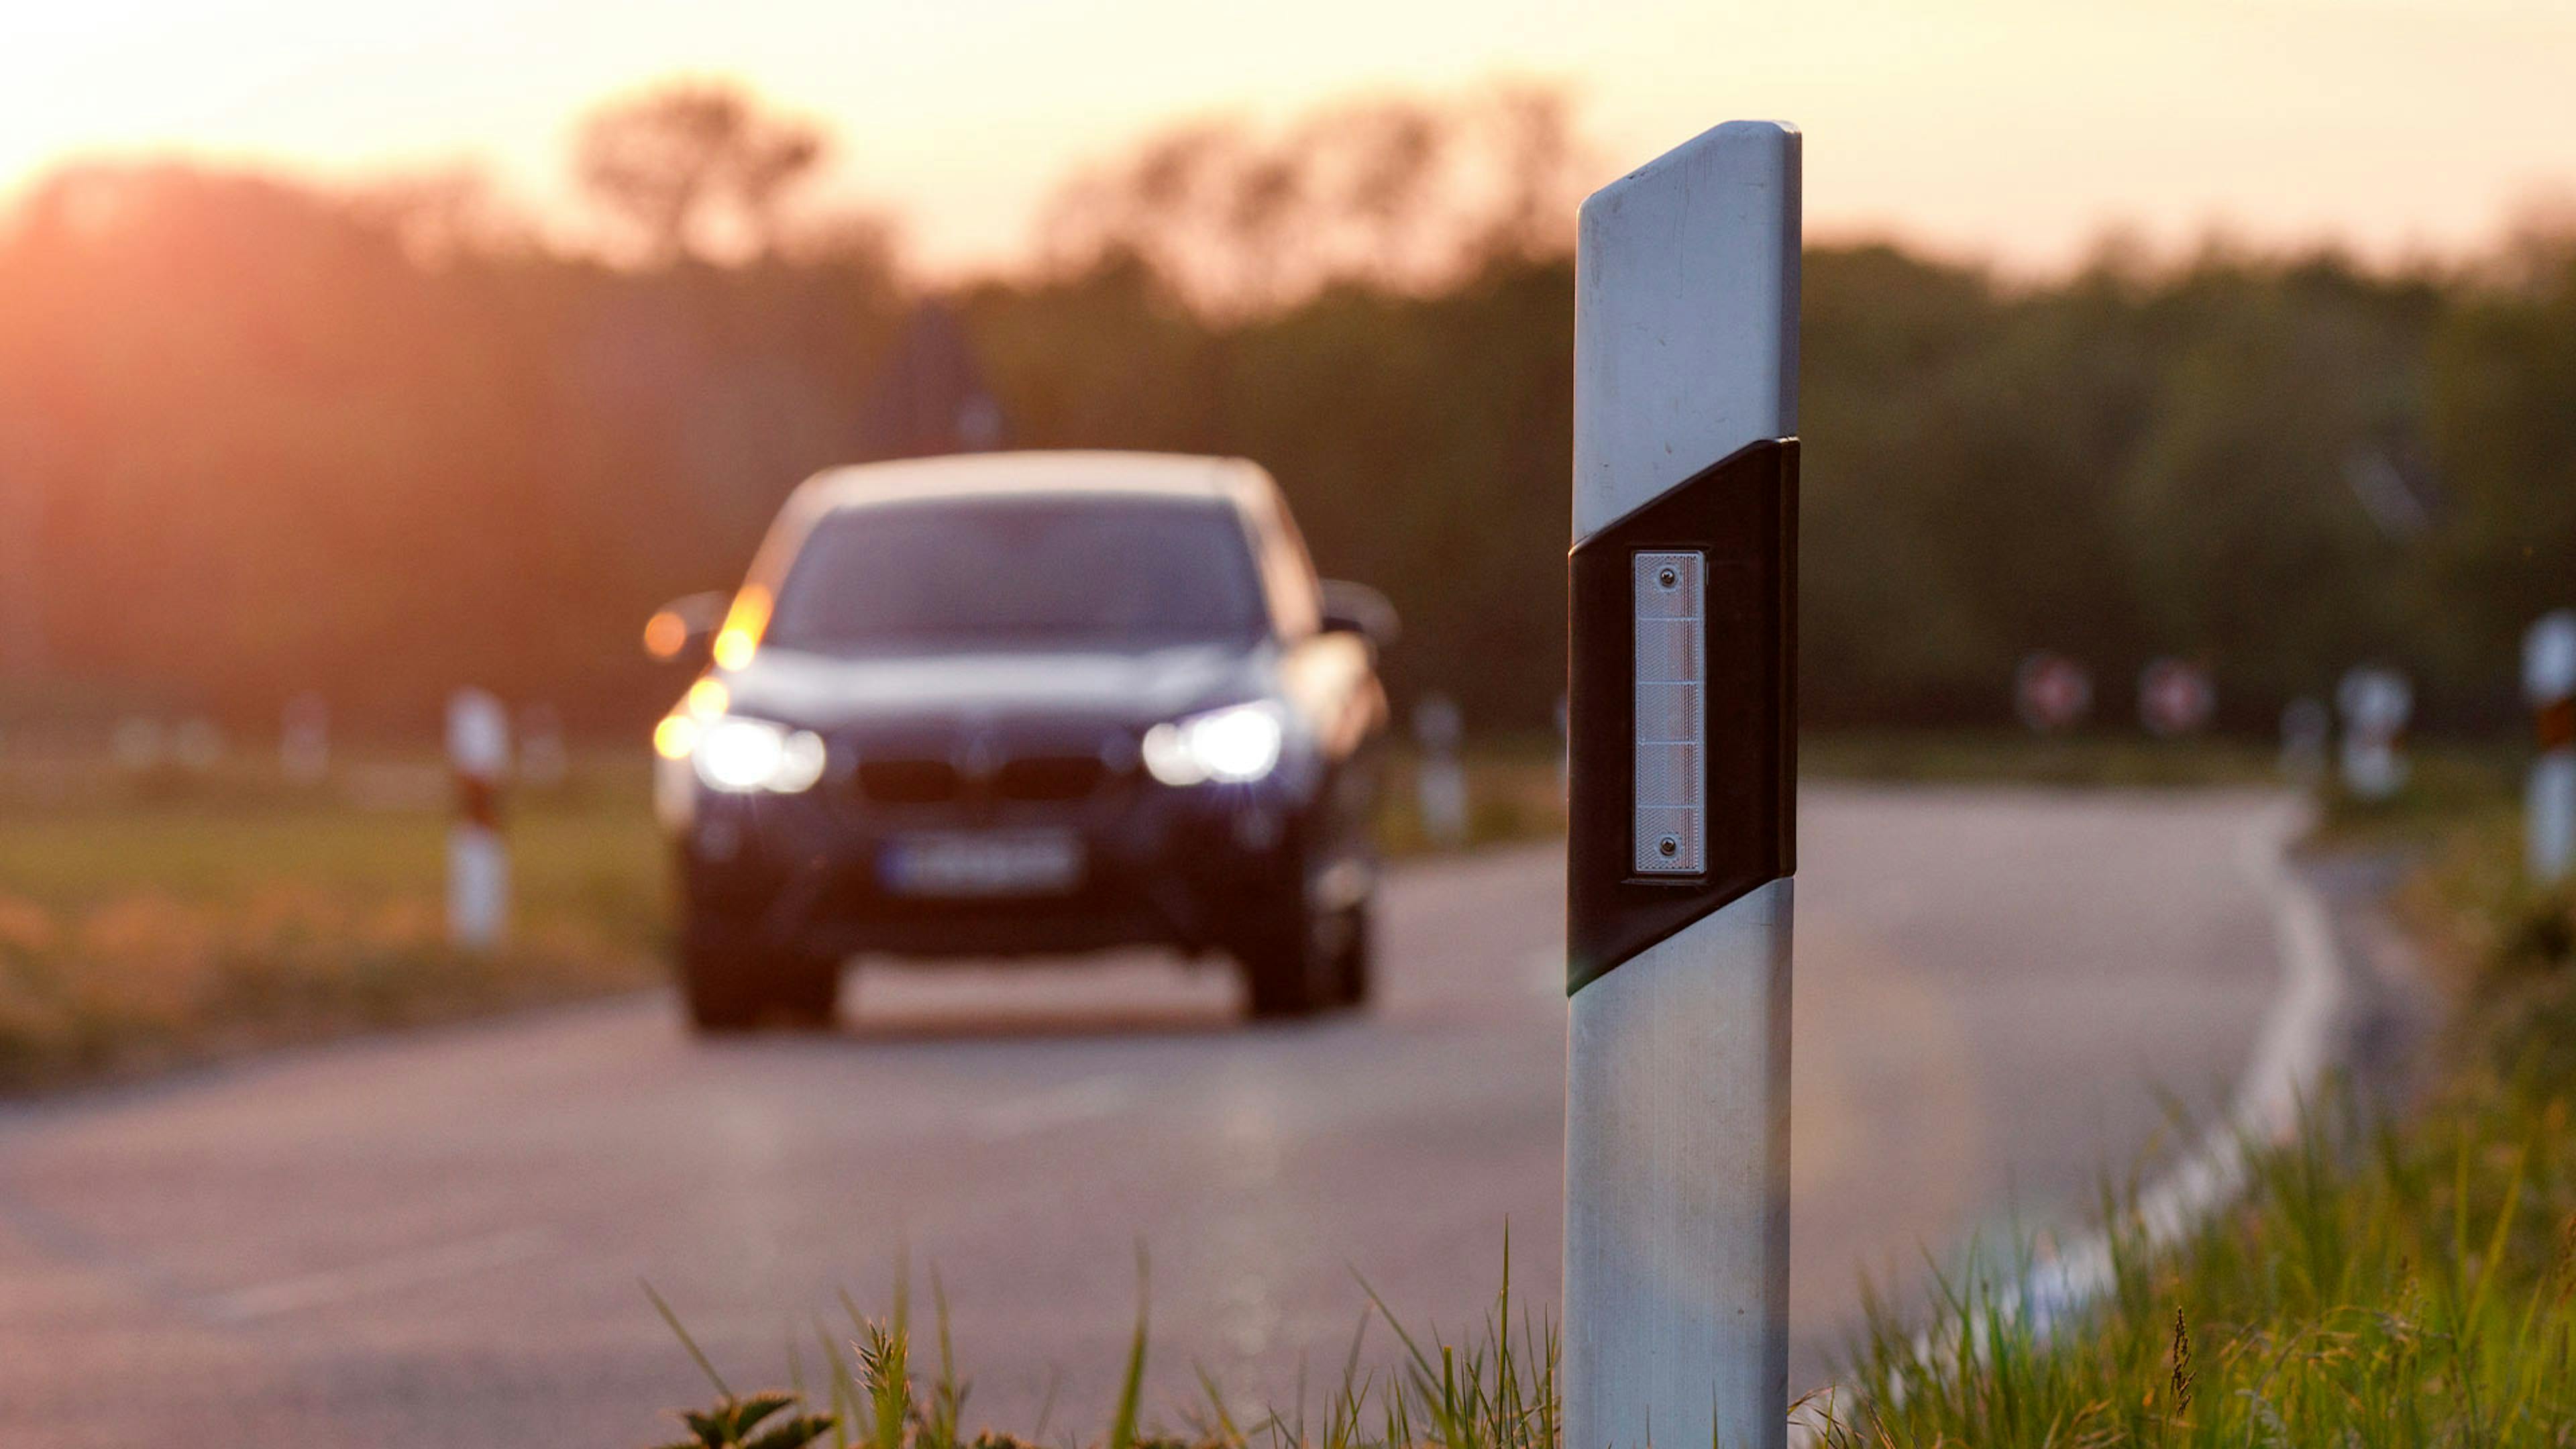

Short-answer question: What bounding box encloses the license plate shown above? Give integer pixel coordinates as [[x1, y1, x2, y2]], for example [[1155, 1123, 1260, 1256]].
[[879, 831, 1084, 898]]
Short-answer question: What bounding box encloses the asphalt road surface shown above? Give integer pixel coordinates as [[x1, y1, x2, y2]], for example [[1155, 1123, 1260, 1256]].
[[0, 785, 2299, 1447]]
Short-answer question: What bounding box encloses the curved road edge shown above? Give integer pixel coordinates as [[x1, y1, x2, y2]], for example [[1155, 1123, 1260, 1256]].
[[1795, 797, 2361, 1436]]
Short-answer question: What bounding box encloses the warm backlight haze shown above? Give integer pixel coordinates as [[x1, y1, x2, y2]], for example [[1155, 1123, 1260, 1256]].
[[9, 0, 2576, 272]]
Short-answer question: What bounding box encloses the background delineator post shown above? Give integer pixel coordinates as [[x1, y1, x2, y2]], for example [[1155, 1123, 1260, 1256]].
[[2528, 610, 2576, 883], [2337, 665, 2412, 802], [1412, 694, 1468, 847], [1564, 120, 1800, 1449], [447, 688, 513, 951]]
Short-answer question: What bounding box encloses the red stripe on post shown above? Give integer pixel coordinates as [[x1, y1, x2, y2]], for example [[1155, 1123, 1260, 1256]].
[[455, 774, 503, 830], [2540, 699, 2576, 753]]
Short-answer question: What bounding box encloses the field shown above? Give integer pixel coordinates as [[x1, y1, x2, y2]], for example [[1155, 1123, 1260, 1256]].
[[0, 755, 665, 1091], [1805, 727, 2343, 790]]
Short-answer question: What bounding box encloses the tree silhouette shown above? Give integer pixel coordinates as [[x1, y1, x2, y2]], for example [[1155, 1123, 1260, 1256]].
[[575, 81, 828, 266]]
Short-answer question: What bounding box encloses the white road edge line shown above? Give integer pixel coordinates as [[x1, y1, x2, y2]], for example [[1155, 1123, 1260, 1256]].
[[199, 1226, 556, 1324], [2021, 800, 2342, 1318], [1790, 796, 2343, 1439]]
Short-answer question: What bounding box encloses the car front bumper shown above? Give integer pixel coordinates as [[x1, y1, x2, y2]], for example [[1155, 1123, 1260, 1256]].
[[673, 773, 1311, 961]]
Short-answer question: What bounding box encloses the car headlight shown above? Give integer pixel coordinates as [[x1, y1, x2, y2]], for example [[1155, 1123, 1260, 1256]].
[[688, 716, 828, 794], [1142, 702, 1285, 786]]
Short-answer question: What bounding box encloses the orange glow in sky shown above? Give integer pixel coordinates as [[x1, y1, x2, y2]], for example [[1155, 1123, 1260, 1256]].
[[7, 0, 2575, 274]]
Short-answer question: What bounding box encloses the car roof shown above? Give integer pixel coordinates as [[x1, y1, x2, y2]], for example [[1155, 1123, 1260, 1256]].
[[792, 451, 1270, 515]]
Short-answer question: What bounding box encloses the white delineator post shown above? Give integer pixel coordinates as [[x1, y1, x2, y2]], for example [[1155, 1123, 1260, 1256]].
[[1413, 694, 1468, 847], [1565, 121, 1799, 1449], [2337, 665, 2412, 802], [446, 688, 512, 951], [2527, 611, 2576, 883]]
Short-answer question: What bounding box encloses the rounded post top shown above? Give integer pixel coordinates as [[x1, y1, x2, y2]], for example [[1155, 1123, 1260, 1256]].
[[447, 688, 513, 779], [2529, 609, 2576, 703], [1572, 120, 1801, 543], [1585, 120, 1799, 210]]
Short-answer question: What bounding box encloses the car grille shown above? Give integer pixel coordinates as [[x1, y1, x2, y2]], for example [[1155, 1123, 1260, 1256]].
[[855, 751, 1116, 806], [995, 755, 1108, 802], [856, 759, 959, 805]]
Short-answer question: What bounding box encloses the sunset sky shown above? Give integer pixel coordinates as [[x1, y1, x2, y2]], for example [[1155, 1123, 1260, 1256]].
[[6, 0, 2575, 274]]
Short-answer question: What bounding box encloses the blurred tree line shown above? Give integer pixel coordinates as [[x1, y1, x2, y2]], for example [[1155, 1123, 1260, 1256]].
[[0, 80, 2569, 741]]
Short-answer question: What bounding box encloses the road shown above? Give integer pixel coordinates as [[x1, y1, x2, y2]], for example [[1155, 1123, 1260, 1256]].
[[0, 785, 2300, 1447]]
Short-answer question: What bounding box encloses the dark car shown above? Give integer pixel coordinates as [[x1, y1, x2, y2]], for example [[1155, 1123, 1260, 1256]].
[[647, 451, 1393, 1030]]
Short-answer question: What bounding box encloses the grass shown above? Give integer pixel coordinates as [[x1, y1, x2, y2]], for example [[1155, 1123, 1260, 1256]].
[[2308, 745, 2528, 851], [0, 753, 663, 1091], [2396, 814, 2576, 992], [1377, 741, 1567, 857], [645, 1244, 1559, 1449], [1799, 730, 2292, 790]]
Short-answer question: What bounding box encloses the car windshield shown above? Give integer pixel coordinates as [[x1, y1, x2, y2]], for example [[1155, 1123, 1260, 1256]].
[[764, 493, 1269, 653]]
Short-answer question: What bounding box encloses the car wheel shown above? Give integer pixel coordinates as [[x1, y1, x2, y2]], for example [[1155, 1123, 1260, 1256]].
[[771, 953, 844, 1026], [680, 928, 841, 1033], [1238, 888, 1332, 1020], [1330, 897, 1375, 1008], [680, 937, 762, 1032]]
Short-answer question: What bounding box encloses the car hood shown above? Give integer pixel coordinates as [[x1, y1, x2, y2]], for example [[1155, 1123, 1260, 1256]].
[[717, 643, 1267, 731]]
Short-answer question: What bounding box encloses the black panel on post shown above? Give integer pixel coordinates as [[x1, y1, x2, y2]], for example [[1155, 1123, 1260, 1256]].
[[1565, 436, 1796, 994]]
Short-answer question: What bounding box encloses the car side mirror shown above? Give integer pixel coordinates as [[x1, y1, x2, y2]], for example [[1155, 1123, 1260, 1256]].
[[1319, 580, 1399, 649], [643, 591, 732, 663]]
